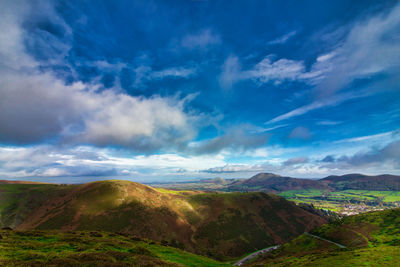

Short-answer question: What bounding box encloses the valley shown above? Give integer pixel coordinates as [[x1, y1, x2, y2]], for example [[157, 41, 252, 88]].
[[152, 173, 400, 216], [0, 180, 327, 261]]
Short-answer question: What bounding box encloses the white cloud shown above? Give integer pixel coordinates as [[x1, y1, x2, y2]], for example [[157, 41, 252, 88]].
[[0, 0, 37, 70], [220, 55, 306, 89], [0, 145, 227, 181], [244, 57, 305, 85], [0, 0, 197, 151]]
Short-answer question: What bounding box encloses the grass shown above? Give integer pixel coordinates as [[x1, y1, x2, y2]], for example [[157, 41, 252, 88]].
[[0, 230, 232, 266], [249, 208, 400, 266]]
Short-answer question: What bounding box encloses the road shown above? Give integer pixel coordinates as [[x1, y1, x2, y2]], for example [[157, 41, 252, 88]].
[[233, 245, 280, 266], [233, 232, 346, 266], [304, 232, 347, 248]]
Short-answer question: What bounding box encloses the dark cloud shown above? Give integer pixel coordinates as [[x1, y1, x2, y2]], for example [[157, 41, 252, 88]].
[[283, 157, 309, 166], [191, 127, 269, 155], [288, 126, 312, 140], [321, 155, 335, 163], [321, 140, 400, 169]]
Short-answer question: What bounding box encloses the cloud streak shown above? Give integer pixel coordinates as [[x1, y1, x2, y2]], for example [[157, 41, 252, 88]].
[[268, 30, 297, 45]]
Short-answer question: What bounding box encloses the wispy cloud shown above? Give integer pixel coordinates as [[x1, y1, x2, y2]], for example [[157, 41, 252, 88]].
[[316, 120, 342, 126], [268, 30, 297, 45], [308, 4, 400, 95], [266, 91, 367, 124], [151, 67, 196, 79], [333, 130, 398, 144], [181, 29, 221, 50]]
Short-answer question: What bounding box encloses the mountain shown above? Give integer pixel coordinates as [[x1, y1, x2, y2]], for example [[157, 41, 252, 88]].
[[228, 173, 328, 192], [227, 173, 400, 192], [0, 180, 327, 260], [322, 174, 400, 191], [249, 208, 400, 266]]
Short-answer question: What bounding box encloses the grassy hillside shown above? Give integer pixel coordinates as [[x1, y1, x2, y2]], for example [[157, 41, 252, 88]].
[[0, 183, 77, 228], [248, 208, 400, 266], [0, 229, 231, 267], [0, 180, 327, 260]]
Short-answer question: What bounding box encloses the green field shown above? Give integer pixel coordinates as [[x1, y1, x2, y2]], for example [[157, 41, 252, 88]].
[[279, 189, 400, 212]]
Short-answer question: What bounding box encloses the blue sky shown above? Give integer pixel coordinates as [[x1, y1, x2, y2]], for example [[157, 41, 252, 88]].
[[0, 0, 399, 182]]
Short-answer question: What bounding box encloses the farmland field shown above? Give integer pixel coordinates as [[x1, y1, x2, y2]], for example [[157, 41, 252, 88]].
[[279, 189, 400, 213]]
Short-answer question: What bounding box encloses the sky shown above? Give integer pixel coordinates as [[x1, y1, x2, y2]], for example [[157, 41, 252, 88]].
[[0, 0, 399, 183]]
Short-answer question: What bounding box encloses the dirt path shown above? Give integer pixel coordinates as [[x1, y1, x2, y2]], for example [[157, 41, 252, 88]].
[[233, 245, 280, 266]]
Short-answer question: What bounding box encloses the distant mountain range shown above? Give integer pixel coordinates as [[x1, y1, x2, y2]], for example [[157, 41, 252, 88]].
[[227, 173, 400, 192]]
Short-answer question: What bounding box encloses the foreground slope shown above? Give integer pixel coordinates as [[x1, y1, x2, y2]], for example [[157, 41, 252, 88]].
[[0, 230, 230, 267], [0, 180, 327, 260], [249, 208, 400, 266]]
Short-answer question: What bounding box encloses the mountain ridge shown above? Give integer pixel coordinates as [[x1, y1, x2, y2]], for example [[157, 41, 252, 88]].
[[226, 173, 400, 192], [0, 180, 327, 260]]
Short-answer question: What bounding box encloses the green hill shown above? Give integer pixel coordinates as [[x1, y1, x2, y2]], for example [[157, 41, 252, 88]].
[[0, 180, 327, 260], [248, 208, 400, 266], [228, 173, 327, 193]]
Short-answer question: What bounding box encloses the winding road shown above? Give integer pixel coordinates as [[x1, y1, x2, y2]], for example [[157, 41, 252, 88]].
[[233, 232, 347, 266], [233, 245, 280, 266], [304, 232, 347, 248]]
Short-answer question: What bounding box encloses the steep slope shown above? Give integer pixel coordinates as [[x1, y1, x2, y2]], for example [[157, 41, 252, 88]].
[[249, 208, 400, 266], [0, 180, 327, 260], [228, 173, 328, 193], [0, 183, 77, 228]]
